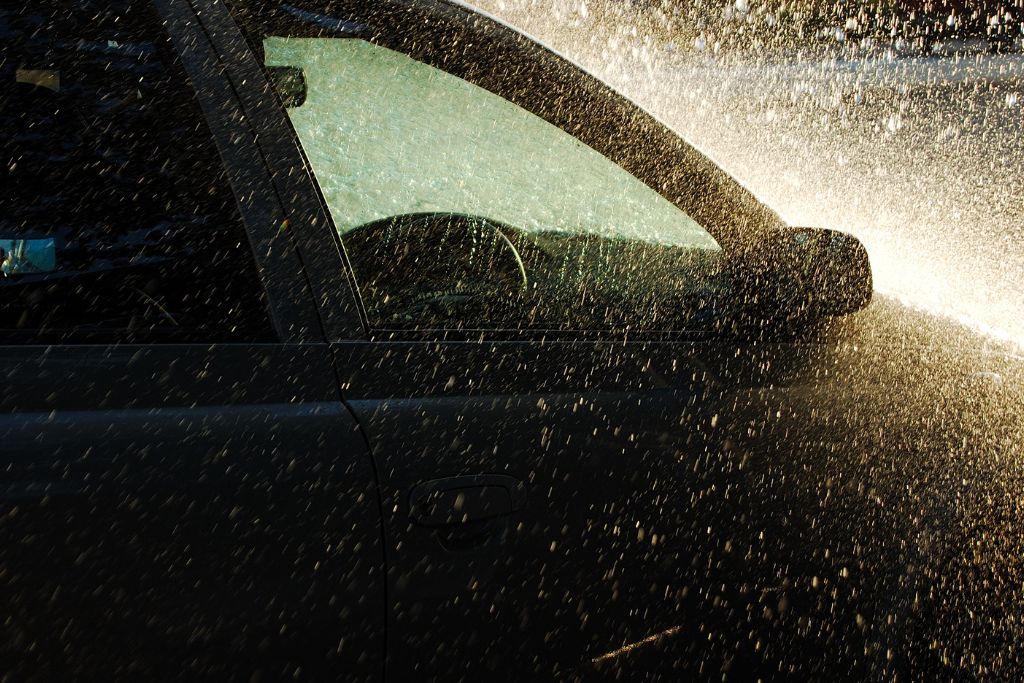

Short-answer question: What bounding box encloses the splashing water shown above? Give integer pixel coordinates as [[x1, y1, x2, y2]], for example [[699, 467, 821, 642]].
[[473, 0, 1024, 349]]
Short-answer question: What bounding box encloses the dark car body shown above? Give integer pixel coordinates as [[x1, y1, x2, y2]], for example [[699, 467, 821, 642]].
[[1, 1, 1022, 681]]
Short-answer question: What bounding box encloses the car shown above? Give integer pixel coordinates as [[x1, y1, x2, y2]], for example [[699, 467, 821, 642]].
[[1, 0, 1021, 681]]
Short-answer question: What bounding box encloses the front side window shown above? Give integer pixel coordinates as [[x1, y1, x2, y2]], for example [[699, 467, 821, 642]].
[[0, 1, 273, 342], [258, 18, 731, 332]]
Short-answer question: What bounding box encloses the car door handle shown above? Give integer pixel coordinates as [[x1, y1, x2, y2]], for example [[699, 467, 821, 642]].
[[408, 474, 524, 527]]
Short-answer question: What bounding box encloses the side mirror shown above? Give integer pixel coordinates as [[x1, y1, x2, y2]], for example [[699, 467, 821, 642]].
[[729, 227, 872, 332], [788, 227, 873, 317]]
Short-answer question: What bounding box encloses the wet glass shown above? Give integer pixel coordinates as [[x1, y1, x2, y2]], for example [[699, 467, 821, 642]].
[[263, 35, 730, 332]]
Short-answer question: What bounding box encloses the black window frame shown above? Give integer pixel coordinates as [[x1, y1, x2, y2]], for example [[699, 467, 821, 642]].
[[158, 0, 334, 344]]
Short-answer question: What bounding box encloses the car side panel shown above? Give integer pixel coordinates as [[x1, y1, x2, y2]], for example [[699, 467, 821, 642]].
[[334, 339, 940, 681], [333, 340, 743, 679], [0, 345, 384, 681]]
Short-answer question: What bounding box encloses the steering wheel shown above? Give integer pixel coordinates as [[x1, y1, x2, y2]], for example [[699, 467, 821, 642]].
[[342, 212, 528, 325]]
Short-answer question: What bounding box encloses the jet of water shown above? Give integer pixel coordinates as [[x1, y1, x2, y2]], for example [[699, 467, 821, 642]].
[[473, 0, 1024, 351]]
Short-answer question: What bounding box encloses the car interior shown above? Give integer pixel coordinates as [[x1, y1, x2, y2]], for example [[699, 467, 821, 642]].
[[0, 3, 272, 341]]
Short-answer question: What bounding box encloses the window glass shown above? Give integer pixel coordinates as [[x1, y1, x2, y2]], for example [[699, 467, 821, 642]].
[[0, 1, 274, 342], [265, 36, 729, 332], [265, 38, 716, 249]]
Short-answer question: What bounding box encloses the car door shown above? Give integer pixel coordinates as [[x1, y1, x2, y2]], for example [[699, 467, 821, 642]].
[[0, 2, 382, 680], [210, 1, 939, 680], [329, 342, 928, 682]]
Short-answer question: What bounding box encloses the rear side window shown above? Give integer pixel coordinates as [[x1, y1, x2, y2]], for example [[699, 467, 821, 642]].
[[0, 1, 274, 342]]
